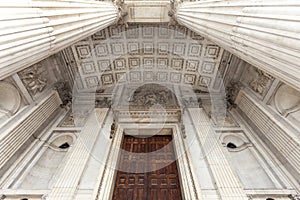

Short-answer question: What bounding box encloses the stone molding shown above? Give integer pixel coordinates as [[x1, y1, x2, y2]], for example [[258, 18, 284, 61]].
[[94, 123, 201, 199]]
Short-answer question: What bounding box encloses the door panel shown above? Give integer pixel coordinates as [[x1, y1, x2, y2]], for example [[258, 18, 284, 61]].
[[112, 135, 182, 200]]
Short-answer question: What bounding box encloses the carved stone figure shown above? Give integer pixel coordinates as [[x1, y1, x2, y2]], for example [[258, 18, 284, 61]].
[[129, 84, 178, 108], [114, 0, 128, 28], [249, 68, 274, 95], [226, 81, 242, 110], [19, 64, 47, 95], [54, 81, 72, 107]]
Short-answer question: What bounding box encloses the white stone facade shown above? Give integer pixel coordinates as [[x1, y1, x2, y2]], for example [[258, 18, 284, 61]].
[[0, 0, 299, 199]]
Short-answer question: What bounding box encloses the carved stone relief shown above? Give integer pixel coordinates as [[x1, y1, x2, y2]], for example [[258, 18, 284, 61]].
[[249, 68, 274, 95], [95, 97, 112, 108], [19, 64, 47, 95], [0, 81, 21, 119], [226, 81, 242, 110], [128, 84, 178, 108]]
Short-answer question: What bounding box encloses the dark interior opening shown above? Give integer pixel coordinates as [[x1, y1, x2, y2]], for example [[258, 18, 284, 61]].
[[227, 142, 237, 149], [59, 142, 70, 149]]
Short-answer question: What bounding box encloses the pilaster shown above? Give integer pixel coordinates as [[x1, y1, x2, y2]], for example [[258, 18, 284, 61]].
[[46, 108, 109, 200], [188, 108, 248, 200]]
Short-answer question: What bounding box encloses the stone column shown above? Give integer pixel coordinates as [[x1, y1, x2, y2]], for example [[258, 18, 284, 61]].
[[0, 0, 119, 79], [174, 0, 300, 91], [188, 108, 248, 200], [47, 108, 109, 200]]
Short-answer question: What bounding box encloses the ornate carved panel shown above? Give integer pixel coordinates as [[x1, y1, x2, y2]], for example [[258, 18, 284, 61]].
[[18, 64, 47, 95]]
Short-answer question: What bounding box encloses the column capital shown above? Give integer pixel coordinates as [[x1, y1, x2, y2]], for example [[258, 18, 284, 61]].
[[168, 0, 182, 27], [114, 0, 129, 28]]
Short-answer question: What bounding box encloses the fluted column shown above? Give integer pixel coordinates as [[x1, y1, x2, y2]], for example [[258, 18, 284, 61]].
[[188, 108, 248, 200], [0, 0, 118, 79], [175, 0, 300, 91]]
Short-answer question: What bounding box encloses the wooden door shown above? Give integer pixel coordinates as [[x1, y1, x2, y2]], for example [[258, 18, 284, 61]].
[[112, 135, 182, 200]]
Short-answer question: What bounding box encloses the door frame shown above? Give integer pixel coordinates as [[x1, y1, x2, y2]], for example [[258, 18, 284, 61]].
[[94, 123, 201, 200]]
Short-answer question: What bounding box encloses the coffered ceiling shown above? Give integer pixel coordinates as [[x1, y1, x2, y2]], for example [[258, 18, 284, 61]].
[[62, 23, 227, 92]]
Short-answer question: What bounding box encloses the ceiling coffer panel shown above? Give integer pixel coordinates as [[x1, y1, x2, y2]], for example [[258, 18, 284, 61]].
[[64, 24, 226, 91]]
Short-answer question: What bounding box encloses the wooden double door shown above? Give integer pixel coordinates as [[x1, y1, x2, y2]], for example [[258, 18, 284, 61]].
[[112, 135, 182, 200]]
